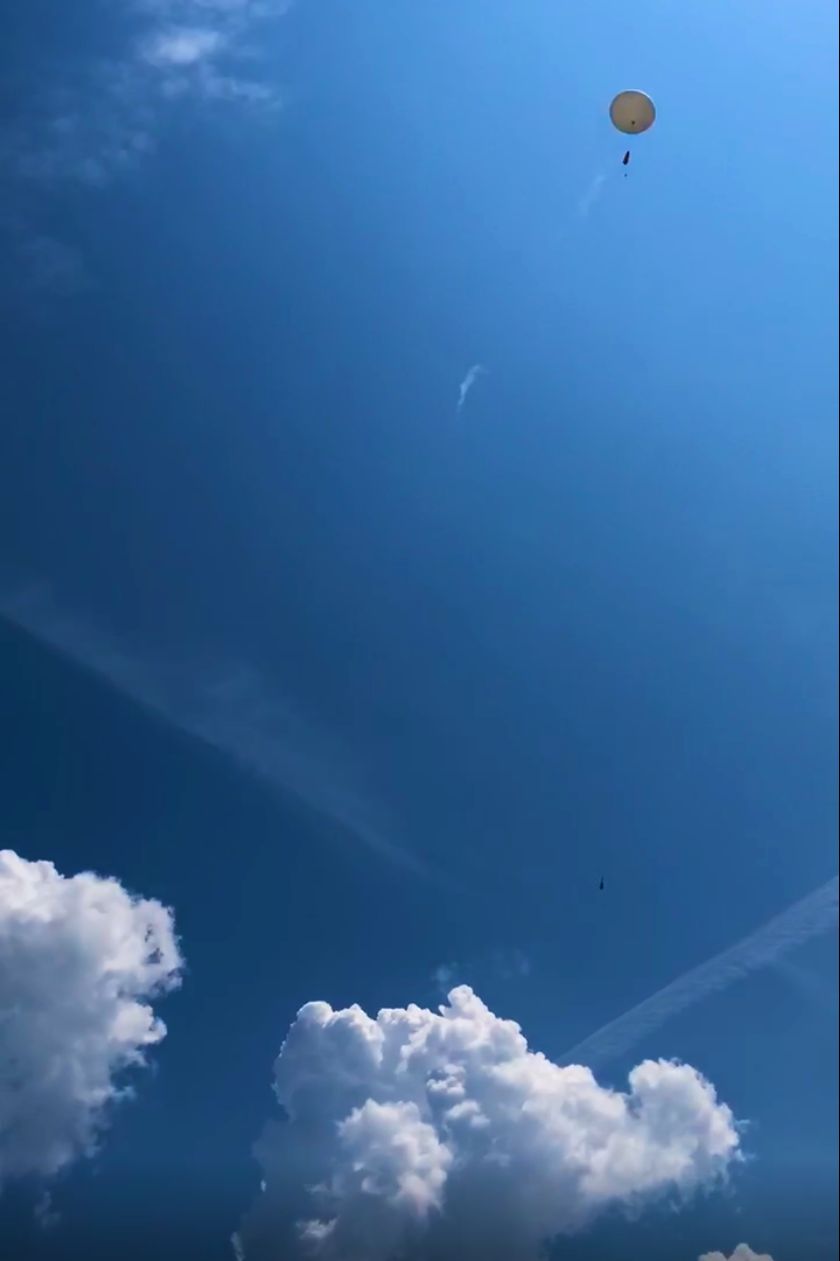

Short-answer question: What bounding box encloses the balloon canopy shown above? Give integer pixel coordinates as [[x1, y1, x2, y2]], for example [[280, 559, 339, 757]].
[[609, 91, 656, 136]]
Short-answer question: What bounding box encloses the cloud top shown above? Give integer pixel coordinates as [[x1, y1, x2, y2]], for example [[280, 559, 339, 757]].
[[236, 985, 741, 1260], [699, 1247, 774, 1261], [0, 849, 182, 1187]]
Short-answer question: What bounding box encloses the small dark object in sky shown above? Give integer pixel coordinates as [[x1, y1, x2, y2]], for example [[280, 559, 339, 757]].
[[622, 150, 630, 166], [599, 876, 604, 891]]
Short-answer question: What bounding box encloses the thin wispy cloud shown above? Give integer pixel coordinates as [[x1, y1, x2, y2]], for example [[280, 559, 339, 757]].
[[14, 234, 92, 294], [577, 172, 606, 218], [456, 363, 487, 417], [0, 1, 293, 305], [33, 1191, 61, 1232], [560, 875, 839, 1068], [141, 27, 227, 69], [2, 1, 290, 191], [0, 218, 93, 320], [0, 585, 450, 888], [774, 954, 838, 1014], [432, 948, 530, 997]]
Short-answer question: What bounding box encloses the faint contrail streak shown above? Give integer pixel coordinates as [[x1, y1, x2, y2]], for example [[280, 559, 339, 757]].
[[456, 364, 487, 417], [0, 584, 456, 888], [560, 875, 839, 1068], [577, 173, 606, 218], [774, 955, 838, 1014]]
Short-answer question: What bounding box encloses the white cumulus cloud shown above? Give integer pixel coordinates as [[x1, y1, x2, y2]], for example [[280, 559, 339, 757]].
[[0, 849, 182, 1187], [235, 985, 742, 1261], [699, 1246, 774, 1261]]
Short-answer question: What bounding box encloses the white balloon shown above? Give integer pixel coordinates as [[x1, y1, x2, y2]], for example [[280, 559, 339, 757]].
[[609, 90, 656, 136]]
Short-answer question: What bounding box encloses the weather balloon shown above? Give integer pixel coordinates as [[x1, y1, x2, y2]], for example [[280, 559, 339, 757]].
[[609, 90, 656, 171]]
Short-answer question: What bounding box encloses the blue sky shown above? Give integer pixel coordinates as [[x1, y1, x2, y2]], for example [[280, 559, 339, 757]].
[[0, 2, 837, 1259]]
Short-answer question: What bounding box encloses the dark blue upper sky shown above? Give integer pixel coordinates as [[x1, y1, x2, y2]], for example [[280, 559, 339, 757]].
[[1, 2, 837, 1259]]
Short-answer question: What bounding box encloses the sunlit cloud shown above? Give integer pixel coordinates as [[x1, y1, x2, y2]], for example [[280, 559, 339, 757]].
[[699, 1246, 774, 1261], [236, 985, 741, 1260], [0, 849, 182, 1189]]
